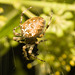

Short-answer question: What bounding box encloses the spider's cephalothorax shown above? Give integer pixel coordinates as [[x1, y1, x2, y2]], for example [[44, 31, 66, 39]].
[[13, 7, 52, 62]]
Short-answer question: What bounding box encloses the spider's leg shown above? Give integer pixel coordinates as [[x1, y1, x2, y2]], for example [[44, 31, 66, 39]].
[[35, 39, 47, 44], [39, 13, 53, 38], [13, 37, 25, 43], [20, 7, 32, 25], [13, 26, 21, 36], [44, 13, 52, 33], [22, 45, 29, 60], [28, 45, 45, 62], [28, 45, 34, 56]]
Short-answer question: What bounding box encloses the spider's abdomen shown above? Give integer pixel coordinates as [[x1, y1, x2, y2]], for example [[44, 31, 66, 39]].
[[20, 17, 46, 38]]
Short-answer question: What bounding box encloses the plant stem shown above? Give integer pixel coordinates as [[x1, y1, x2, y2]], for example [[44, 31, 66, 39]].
[[0, 0, 75, 11], [22, 1, 75, 11]]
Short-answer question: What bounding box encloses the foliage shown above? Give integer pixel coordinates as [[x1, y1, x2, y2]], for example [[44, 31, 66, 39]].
[[0, 0, 75, 75]]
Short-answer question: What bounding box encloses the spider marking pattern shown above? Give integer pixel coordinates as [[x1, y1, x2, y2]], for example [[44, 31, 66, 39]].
[[13, 7, 52, 62]]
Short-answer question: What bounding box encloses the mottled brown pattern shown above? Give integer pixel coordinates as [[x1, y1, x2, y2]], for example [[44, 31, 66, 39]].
[[21, 17, 45, 38]]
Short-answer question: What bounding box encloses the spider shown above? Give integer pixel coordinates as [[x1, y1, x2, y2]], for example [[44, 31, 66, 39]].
[[13, 7, 52, 62]]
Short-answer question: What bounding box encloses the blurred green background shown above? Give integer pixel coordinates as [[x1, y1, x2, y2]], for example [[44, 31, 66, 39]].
[[0, 0, 75, 75]]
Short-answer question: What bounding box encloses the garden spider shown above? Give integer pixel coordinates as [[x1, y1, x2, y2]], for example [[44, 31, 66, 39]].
[[13, 7, 52, 62]]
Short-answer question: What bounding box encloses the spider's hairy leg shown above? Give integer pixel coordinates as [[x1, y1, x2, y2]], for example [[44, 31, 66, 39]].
[[22, 45, 29, 60], [35, 39, 47, 44], [28, 45, 45, 62], [20, 7, 32, 25], [44, 13, 53, 32], [13, 26, 21, 36], [39, 13, 53, 38], [28, 45, 34, 55], [13, 37, 25, 43]]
